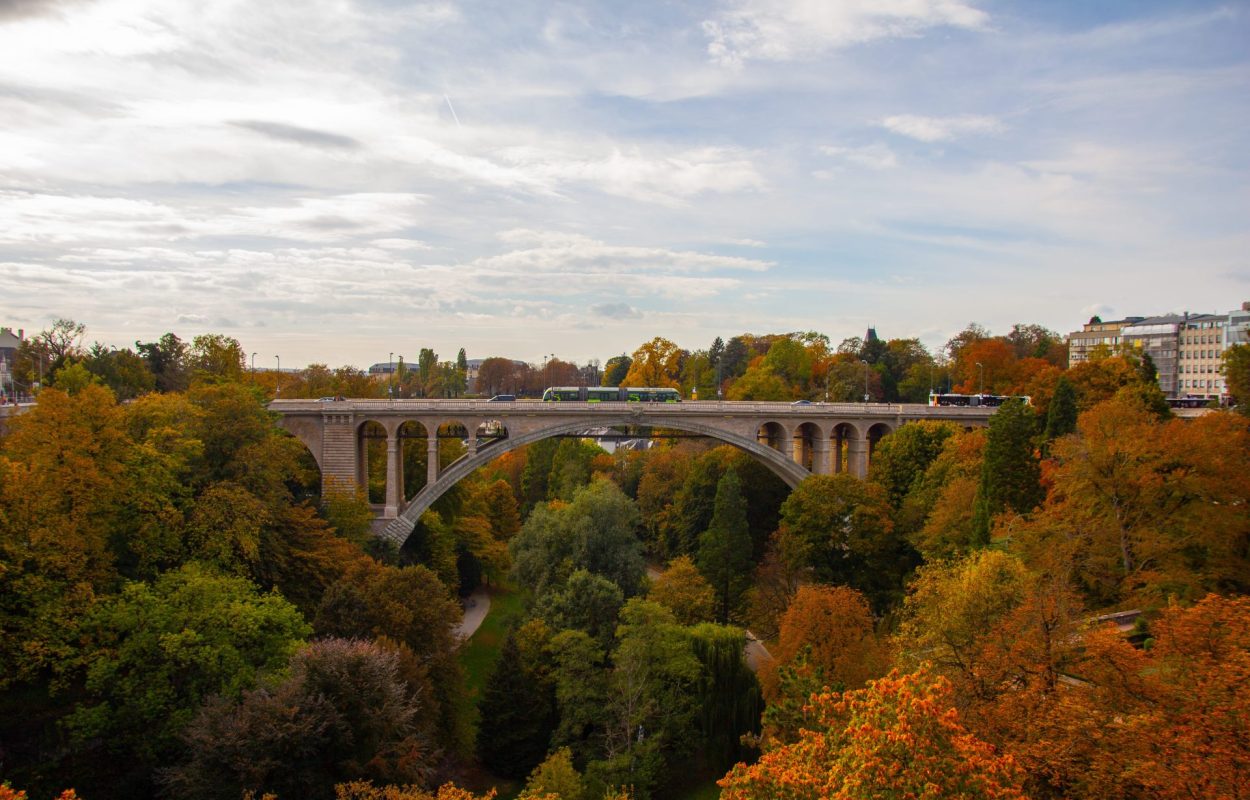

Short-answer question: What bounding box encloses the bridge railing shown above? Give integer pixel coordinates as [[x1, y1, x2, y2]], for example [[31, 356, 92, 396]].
[[267, 398, 983, 416]]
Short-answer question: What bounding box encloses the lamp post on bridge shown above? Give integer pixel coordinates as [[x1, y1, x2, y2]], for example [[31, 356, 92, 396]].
[[976, 362, 984, 396], [250, 352, 256, 383], [389, 352, 393, 398], [860, 360, 870, 403], [275, 355, 281, 397]]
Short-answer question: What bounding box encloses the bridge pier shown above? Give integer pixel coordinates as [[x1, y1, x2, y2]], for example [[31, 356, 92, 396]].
[[848, 435, 868, 479], [426, 436, 439, 485], [384, 430, 403, 518], [812, 437, 830, 475]]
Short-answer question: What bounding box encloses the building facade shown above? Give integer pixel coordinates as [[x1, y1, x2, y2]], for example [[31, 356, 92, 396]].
[[1067, 316, 1144, 367], [1177, 313, 1228, 399]]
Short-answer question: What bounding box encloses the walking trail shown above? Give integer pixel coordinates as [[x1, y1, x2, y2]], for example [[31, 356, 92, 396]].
[[454, 585, 492, 641]]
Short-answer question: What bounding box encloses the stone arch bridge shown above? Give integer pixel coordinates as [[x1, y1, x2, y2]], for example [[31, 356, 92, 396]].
[[270, 399, 995, 545]]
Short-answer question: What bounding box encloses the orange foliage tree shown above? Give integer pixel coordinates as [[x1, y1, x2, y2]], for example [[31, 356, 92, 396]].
[[1016, 393, 1250, 608], [759, 585, 886, 702], [719, 669, 1029, 800]]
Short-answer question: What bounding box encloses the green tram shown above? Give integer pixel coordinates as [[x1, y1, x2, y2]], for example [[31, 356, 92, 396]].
[[541, 386, 681, 403]]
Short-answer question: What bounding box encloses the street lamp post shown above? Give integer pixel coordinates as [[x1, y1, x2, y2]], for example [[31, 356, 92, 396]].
[[250, 352, 256, 381], [976, 362, 984, 396], [275, 355, 281, 397], [860, 360, 870, 403], [389, 352, 394, 398]]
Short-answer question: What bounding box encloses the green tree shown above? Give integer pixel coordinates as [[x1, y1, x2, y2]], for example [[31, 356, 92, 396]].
[[594, 600, 701, 798], [689, 623, 761, 770], [1044, 375, 1078, 441], [867, 421, 958, 512], [602, 355, 632, 387], [51, 361, 97, 394], [548, 438, 606, 501], [521, 438, 558, 512], [477, 634, 557, 779], [65, 564, 309, 791], [777, 474, 911, 611], [696, 469, 753, 623], [550, 629, 610, 765], [510, 479, 645, 601], [135, 332, 190, 393], [537, 568, 625, 648], [1223, 343, 1250, 414], [971, 398, 1041, 546]]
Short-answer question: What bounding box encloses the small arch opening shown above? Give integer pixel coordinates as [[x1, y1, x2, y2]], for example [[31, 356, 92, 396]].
[[357, 420, 388, 504], [756, 421, 788, 453], [793, 421, 821, 471], [830, 422, 858, 474]]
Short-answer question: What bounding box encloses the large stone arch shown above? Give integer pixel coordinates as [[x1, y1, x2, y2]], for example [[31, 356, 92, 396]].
[[380, 415, 811, 545]]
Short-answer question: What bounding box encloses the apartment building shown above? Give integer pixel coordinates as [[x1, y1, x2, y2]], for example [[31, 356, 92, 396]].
[[1067, 316, 1144, 367], [1176, 314, 1228, 399]]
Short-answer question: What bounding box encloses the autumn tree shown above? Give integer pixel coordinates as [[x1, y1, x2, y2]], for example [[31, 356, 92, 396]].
[[476, 357, 518, 396], [647, 555, 715, 625], [1014, 391, 1250, 607], [719, 669, 1029, 800], [519, 747, 585, 800], [313, 564, 468, 752], [622, 337, 683, 388], [0, 385, 131, 685], [696, 468, 754, 623], [190, 334, 247, 384], [760, 585, 885, 703], [165, 639, 436, 800], [900, 428, 986, 561]]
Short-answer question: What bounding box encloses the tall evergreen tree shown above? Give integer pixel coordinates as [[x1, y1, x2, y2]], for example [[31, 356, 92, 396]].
[[971, 399, 1042, 546], [697, 469, 754, 623], [1044, 376, 1078, 442], [476, 633, 556, 779]]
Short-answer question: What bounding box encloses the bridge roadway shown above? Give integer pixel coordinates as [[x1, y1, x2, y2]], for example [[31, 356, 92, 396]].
[[271, 398, 995, 546]]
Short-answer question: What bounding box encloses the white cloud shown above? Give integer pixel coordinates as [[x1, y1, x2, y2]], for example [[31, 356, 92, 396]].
[[880, 114, 1004, 142], [819, 143, 899, 169], [703, 0, 988, 66]]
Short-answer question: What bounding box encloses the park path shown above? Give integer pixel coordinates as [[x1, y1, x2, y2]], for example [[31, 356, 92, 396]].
[[454, 585, 492, 641], [646, 566, 773, 672]]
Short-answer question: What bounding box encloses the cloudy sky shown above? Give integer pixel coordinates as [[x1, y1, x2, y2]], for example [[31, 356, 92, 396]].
[[1, 0, 1247, 368]]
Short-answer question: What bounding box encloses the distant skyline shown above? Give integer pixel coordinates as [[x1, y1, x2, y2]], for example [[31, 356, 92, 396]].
[[1, 0, 1247, 368]]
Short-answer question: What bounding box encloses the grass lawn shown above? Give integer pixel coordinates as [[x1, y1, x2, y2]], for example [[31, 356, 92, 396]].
[[457, 582, 528, 799], [460, 581, 528, 702]]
